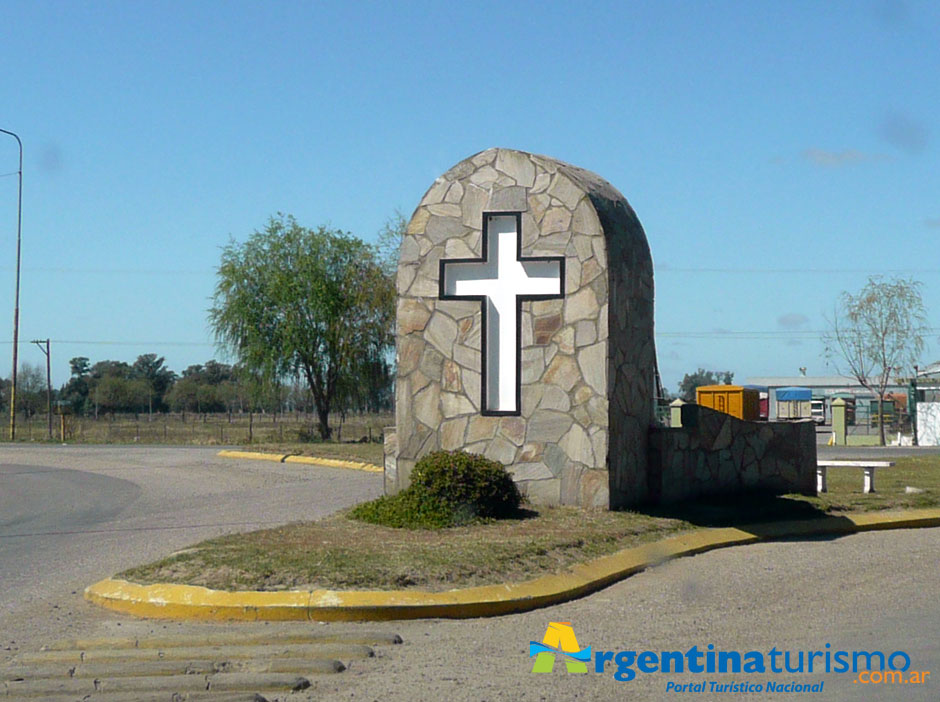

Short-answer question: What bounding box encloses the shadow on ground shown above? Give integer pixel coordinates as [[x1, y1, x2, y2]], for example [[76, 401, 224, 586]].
[[635, 493, 858, 540]]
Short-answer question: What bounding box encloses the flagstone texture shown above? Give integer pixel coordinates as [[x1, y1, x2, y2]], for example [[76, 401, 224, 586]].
[[387, 148, 655, 508], [649, 403, 817, 503]]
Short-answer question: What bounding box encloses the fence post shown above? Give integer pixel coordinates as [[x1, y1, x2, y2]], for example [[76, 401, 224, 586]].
[[670, 399, 685, 428], [832, 398, 847, 446]]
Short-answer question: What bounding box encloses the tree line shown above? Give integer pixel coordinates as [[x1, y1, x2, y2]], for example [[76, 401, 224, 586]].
[[0, 352, 393, 419]]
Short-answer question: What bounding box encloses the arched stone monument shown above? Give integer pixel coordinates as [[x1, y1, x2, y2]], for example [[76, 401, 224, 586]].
[[385, 148, 656, 508]]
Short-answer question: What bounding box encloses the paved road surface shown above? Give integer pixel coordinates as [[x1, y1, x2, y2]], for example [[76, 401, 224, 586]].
[[0, 445, 381, 657], [1, 446, 937, 701]]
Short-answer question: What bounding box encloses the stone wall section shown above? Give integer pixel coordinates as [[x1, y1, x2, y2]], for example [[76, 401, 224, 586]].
[[648, 404, 817, 503], [392, 148, 655, 507], [582, 177, 655, 508], [383, 428, 398, 495]]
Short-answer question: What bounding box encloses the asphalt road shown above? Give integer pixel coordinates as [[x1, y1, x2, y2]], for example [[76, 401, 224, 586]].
[[1, 445, 937, 702], [0, 445, 382, 657]]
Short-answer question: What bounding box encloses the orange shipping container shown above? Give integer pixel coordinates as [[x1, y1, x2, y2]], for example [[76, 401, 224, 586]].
[[695, 385, 760, 421]]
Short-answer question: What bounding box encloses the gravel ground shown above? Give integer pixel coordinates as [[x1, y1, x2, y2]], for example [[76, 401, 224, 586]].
[[2, 446, 937, 701], [285, 526, 939, 702], [17, 526, 932, 702]]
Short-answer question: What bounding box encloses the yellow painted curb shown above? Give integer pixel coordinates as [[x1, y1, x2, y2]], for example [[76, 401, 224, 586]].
[[283, 455, 383, 473], [85, 508, 940, 622], [217, 450, 382, 473], [217, 450, 291, 463]]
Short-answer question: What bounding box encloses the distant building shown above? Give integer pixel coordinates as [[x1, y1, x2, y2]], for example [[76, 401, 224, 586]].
[[917, 361, 940, 381], [745, 375, 908, 422], [915, 363, 940, 445]]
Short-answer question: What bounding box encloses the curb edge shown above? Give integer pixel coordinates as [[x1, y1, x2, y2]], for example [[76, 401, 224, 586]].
[[84, 508, 940, 622], [218, 450, 383, 473]]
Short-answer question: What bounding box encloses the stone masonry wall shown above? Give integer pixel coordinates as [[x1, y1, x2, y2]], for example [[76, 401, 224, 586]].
[[648, 404, 817, 503], [391, 148, 656, 508]]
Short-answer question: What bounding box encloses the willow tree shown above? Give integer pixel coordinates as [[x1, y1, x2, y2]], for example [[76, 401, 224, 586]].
[[210, 214, 395, 439], [824, 276, 928, 446]]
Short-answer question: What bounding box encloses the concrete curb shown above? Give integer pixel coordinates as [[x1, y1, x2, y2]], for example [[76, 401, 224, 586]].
[[216, 450, 291, 462], [85, 508, 940, 622], [217, 449, 383, 473]]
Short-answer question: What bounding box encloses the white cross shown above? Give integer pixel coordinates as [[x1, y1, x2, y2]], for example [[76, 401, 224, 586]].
[[440, 213, 564, 415]]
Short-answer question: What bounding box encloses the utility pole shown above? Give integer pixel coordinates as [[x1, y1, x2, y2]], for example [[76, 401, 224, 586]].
[[1, 129, 23, 440], [31, 339, 51, 439]]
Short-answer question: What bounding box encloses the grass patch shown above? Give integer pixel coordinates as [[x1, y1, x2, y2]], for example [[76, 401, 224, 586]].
[[646, 456, 940, 526], [119, 507, 693, 592], [119, 455, 940, 593], [792, 454, 940, 513], [348, 491, 464, 529]]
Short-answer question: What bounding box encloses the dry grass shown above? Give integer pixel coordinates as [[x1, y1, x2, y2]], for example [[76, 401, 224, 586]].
[[796, 454, 940, 513], [118, 455, 940, 593], [119, 507, 693, 592]]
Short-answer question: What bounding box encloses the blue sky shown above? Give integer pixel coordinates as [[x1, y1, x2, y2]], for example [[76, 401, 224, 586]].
[[1, 0, 938, 391]]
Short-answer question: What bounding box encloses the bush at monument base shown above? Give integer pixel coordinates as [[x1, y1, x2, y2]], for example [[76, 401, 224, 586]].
[[349, 490, 463, 529], [350, 450, 522, 529]]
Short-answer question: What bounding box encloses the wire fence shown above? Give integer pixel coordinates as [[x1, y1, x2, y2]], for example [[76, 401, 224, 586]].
[[6, 411, 394, 446]]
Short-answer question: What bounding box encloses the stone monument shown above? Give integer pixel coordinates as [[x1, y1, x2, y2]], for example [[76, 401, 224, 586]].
[[385, 148, 656, 508]]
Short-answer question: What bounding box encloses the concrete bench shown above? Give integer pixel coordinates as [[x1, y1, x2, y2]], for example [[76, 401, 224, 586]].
[[816, 460, 894, 494]]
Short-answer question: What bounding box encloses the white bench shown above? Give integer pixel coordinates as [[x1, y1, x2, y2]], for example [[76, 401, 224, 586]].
[[816, 460, 894, 494]]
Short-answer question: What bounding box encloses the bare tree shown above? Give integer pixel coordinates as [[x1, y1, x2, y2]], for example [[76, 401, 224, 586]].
[[824, 276, 928, 446]]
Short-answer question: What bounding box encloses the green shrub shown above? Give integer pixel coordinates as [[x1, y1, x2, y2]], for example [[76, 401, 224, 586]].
[[349, 450, 522, 529], [410, 450, 521, 518], [348, 490, 456, 529]]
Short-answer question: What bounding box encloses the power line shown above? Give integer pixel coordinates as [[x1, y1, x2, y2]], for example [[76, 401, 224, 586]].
[[0, 339, 215, 347], [0, 327, 938, 347], [0, 265, 937, 276], [659, 327, 940, 339], [658, 267, 940, 274], [0, 266, 211, 275]]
